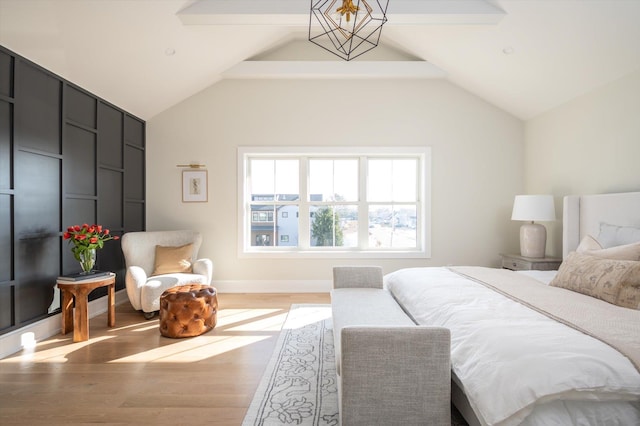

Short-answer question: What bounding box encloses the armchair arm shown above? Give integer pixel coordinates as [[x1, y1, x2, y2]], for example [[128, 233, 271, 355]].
[[193, 258, 213, 285], [125, 266, 148, 311]]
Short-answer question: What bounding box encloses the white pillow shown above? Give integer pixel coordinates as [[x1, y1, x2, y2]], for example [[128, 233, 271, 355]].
[[576, 235, 602, 251], [598, 223, 640, 248], [576, 235, 640, 261]]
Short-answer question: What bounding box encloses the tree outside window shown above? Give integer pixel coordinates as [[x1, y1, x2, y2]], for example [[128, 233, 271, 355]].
[[311, 207, 344, 247]]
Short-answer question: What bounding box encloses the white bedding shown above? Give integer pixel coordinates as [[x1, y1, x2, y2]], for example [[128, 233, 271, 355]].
[[514, 270, 556, 285], [385, 267, 640, 426]]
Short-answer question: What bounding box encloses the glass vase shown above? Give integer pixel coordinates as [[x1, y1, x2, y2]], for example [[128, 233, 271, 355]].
[[79, 248, 96, 273]]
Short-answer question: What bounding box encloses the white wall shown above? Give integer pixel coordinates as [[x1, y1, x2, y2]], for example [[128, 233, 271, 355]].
[[147, 79, 524, 289], [525, 69, 640, 257]]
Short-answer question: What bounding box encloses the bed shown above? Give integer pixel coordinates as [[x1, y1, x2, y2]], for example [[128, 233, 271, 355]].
[[384, 191, 640, 426]]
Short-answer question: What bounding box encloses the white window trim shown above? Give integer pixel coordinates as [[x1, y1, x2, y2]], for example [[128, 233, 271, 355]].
[[237, 146, 431, 259]]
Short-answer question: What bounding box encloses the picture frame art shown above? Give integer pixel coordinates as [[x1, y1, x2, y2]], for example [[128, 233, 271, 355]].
[[182, 169, 208, 202]]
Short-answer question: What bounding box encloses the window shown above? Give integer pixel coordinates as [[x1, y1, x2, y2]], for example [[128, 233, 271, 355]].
[[255, 234, 271, 246], [238, 147, 431, 258], [252, 211, 274, 222]]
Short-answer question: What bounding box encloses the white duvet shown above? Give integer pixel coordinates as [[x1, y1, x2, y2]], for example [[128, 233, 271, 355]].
[[385, 267, 640, 426]]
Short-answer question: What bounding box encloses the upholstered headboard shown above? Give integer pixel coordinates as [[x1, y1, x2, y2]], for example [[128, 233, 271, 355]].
[[562, 191, 640, 258]]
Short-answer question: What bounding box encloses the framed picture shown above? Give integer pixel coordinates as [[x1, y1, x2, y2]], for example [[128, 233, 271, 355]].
[[182, 170, 208, 202]]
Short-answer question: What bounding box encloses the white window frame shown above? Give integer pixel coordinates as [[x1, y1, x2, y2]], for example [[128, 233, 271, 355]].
[[237, 146, 431, 259]]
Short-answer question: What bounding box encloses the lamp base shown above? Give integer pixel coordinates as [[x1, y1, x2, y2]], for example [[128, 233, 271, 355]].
[[520, 222, 547, 258]]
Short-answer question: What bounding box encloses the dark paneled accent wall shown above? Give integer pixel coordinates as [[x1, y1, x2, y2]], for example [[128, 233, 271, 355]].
[[0, 45, 146, 335]]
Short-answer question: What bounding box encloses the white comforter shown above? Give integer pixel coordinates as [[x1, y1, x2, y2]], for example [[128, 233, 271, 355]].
[[385, 267, 640, 426]]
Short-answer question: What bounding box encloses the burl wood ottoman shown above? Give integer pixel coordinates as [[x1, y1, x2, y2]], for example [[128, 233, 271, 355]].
[[159, 284, 218, 338]]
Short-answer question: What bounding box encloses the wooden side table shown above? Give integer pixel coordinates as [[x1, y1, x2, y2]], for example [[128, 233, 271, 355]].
[[500, 254, 562, 271], [57, 273, 116, 342]]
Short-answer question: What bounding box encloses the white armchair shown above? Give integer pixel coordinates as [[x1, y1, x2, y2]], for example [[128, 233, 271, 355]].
[[121, 230, 213, 319]]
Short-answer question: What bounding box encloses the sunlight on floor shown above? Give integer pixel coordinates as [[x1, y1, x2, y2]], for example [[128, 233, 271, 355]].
[[110, 308, 287, 363], [1, 306, 296, 365], [223, 311, 288, 332], [109, 334, 271, 363], [216, 308, 283, 328], [20, 332, 36, 349], [108, 319, 154, 332], [128, 323, 162, 332], [282, 305, 331, 329], [0, 336, 114, 364]]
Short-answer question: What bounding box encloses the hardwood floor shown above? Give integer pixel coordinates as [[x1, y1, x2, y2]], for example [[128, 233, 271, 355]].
[[0, 293, 330, 425]]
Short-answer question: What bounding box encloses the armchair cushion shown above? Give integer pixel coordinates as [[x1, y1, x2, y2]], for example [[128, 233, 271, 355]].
[[152, 243, 194, 276]]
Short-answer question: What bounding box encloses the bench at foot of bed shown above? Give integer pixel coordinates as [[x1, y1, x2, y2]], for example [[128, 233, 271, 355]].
[[331, 266, 452, 426]]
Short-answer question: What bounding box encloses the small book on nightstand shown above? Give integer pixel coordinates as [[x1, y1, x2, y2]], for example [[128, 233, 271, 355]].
[[57, 270, 111, 282]]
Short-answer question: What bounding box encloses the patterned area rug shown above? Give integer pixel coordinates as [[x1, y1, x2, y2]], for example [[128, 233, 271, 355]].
[[242, 304, 468, 426]]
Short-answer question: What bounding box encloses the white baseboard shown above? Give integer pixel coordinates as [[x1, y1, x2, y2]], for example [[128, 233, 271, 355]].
[[0, 289, 129, 360], [213, 279, 332, 293]]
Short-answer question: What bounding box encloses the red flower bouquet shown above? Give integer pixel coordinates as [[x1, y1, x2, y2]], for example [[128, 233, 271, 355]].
[[63, 224, 119, 272]]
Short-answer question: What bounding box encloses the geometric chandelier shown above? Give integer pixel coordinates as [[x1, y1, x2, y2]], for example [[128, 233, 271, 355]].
[[309, 0, 390, 61]]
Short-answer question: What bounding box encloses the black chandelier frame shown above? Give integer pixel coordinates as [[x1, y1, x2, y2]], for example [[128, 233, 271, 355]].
[[309, 0, 390, 61]]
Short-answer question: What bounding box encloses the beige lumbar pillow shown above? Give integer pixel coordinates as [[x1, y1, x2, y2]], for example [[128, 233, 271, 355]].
[[550, 251, 640, 310], [152, 243, 194, 276], [576, 235, 640, 261]]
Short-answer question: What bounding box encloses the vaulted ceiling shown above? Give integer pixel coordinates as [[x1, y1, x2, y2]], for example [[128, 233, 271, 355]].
[[1, 0, 639, 121]]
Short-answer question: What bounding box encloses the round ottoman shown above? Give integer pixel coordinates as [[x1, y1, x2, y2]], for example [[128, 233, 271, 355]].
[[159, 284, 218, 338]]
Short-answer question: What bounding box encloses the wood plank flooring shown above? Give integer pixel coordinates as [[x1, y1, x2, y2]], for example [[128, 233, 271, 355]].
[[0, 293, 330, 425]]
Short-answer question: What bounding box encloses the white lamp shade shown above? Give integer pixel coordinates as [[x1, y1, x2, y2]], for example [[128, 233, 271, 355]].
[[511, 195, 556, 222]]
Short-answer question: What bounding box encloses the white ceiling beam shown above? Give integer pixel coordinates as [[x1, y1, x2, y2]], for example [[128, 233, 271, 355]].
[[178, 0, 505, 26], [221, 61, 447, 79]]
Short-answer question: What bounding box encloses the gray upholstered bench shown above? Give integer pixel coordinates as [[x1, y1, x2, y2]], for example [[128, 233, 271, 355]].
[[331, 266, 452, 426]]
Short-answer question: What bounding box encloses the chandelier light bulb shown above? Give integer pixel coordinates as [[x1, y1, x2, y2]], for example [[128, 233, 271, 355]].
[[337, 0, 360, 22]]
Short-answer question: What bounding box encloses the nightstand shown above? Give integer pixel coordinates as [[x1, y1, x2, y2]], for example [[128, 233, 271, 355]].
[[500, 253, 562, 271]]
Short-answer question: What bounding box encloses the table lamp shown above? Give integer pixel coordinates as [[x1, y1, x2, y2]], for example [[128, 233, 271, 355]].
[[511, 195, 556, 258]]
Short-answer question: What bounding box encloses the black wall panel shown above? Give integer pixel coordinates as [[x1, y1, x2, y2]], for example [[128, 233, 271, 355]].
[[62, 199, 96, 239], [15, 152, 60, 236], [0, 50, 14, 334], [124, 202, 145, 232], [0, 45, 145, 336], [15, 61, 61, 154], [97, 102, 128, 289], [98, 169, 123, 230], [98, 103, 123, 169], [124, 115, 144, 147], [14, 152, 61, 317], [15, 236, 59, 322], [0, 101, 11, 189], [64, 125, 96, 196], [123, 113, 145, 233], [0, 284, 12, 330], [0, 194, 11, 282], [124, 145, 144, 200], [66, 86, 96, 129], [0, 50, 12, 97], [0, 102, 11, 282]]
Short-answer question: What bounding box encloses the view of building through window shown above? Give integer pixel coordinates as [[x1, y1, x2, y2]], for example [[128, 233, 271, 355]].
[[240, 147, 430, 256]]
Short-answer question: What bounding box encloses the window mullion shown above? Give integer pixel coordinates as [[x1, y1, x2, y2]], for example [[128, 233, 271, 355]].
[[358, 155, 368, 249], [298, 156, 310, 249], [414, 157, 421, 251]]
